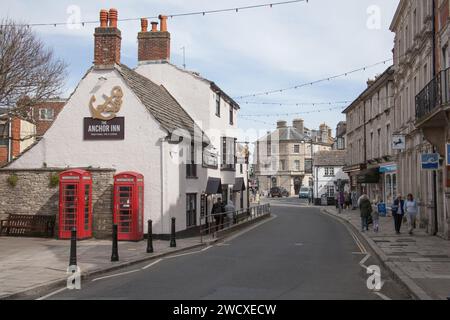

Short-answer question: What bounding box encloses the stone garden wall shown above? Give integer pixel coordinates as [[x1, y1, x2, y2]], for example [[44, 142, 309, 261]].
[[0, 168, 115, 239]]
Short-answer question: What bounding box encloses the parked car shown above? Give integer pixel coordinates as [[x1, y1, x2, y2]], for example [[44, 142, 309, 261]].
[[280, 188, 290, 197], [270, 187, 283, 198], [270, 187, 289, 197], [299, 187, 311, 199]]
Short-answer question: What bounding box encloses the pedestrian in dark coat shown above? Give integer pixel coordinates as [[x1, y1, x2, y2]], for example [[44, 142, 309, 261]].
[[359, 194, 372, 232], [212, 198, 225, 232], [391, 194, 405, 234]]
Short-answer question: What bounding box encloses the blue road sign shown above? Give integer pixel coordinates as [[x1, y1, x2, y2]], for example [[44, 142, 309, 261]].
[[447, 144, 450, 167], [421, 153, 439, 170]]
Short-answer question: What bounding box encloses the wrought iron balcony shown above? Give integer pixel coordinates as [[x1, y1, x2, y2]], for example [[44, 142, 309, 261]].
[[416, 67, 450, 121]]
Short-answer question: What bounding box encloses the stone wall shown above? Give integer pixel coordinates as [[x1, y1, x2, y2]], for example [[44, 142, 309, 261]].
[[0, 168, 115, 239]]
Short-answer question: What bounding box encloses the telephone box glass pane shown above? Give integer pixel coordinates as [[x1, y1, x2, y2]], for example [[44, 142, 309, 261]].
[[118, 186, 132, 233], [138, 186, 143, 233], [84, 185, 90, 231], [63, 184, 77, 231]]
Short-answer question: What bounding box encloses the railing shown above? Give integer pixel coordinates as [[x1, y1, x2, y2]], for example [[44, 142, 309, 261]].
[[199, 204, 271, 241], [416, 67, 450, 120]]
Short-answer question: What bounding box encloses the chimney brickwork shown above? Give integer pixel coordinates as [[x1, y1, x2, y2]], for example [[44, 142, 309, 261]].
[[94, 8, 121, 67], [138, 15, 171, 62]]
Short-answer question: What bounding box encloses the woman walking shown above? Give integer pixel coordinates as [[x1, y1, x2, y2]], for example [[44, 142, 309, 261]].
[[391, 194, 405, 234], [404, 194, 418, 235], [359, 194, 372, 232]]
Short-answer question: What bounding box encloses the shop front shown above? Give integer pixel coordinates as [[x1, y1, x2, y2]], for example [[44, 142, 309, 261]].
[[379, 163, 397, 205]]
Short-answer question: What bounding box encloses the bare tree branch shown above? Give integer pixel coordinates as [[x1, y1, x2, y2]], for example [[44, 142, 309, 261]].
[[0, 18, 67, 124]]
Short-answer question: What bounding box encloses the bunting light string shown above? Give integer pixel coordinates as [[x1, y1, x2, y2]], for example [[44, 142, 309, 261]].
[[233, 59, 393, 100], [240, 100, 353, 106], [239, 105, 347, 118], [238, 117, 276, 126], [1, 0, 308, 28]]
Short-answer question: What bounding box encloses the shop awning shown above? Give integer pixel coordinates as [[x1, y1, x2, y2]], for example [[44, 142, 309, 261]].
[[233, 177, 246, 192], [205, 177, 223, 195], [357, 168, 380, 184]]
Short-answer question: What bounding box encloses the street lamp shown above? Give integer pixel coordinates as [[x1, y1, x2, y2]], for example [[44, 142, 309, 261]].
[[300, 139, 314, 205]]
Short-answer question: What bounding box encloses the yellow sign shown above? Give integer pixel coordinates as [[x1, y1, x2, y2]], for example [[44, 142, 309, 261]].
[[89, 86, 123, 121]]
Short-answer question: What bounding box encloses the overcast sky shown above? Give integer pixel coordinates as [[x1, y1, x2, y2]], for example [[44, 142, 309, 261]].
[[1, 0, 399, 136]]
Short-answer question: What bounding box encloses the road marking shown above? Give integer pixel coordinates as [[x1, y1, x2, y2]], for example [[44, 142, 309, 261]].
[[294, 243, 304, 246], [223, 214, 277, 243], [91, 269, 140, 282], [142, 258, 162, 270], [374, 291, 391, 300], [36, 287, 67, 300]]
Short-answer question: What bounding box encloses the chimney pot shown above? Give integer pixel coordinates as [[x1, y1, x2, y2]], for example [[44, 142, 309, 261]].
[[109, 8, 118, 28], [151, 21, 158, 32], [158, 15, 168, 32], [141, 18, 148, 32], [100, 9, 108, 27]]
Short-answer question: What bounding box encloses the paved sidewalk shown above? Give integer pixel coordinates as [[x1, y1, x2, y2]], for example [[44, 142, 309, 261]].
[[323, 206, 450, 300], [0, 235, 209, 299]]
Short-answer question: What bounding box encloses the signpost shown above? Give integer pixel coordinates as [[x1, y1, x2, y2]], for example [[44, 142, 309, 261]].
[[421, 153, 439, 170], [392, 135, 406, 150]]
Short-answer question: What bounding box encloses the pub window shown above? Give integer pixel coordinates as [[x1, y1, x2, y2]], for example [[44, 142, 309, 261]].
[[215, 94, 221, 117], [186, 193, 197, 228], [39, 108, 54, 121], [221, 137, 236, 171], [186, 142, 197, 178], [229, 106, 234, 125]]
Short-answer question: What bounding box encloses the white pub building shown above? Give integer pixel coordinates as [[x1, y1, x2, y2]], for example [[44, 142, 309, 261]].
[[4, 9, 248, 238]]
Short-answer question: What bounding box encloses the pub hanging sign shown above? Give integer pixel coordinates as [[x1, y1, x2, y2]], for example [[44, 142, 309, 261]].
[[84, 86, 125, 140]]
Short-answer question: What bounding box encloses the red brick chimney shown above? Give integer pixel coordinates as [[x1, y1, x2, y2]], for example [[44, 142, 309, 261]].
[[138, 15, 171, 63], [94, 8, 121, 67]]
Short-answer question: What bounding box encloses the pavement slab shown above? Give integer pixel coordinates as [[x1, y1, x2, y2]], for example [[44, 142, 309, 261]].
[[322, 206, 450, 300]]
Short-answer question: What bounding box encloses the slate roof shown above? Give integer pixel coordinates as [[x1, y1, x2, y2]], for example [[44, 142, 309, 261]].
[[314, 150, 347, 166], [117, 64, 206, 141], [165, 62, 240, 110]]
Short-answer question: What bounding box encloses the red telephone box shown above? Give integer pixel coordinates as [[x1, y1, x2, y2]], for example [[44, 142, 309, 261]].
[[113, 172, 144, 241], [58, 169, 92, 240]]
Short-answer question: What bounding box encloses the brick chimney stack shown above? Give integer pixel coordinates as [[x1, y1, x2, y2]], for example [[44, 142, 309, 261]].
[[94, 8, 121, 67], [138, 15, 171, 63]]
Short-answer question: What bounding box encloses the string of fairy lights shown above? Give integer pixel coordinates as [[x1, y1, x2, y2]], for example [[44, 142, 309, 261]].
[[0, 0, 308, 27]]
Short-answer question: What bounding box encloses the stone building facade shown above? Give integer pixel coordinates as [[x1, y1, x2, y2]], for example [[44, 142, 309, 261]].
[[390, 0, 441, 235], [255, 119, 333, 198], [0, 168, 114, 239], [343, 67, 397, 204]]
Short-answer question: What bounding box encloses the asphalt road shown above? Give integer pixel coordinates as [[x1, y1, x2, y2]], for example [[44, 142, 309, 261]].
[[47, 198, 411, 300]]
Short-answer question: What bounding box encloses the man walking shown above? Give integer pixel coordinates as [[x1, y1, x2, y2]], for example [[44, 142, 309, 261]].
[[359, 194, 372, 232], [392, 194, 405, 234]]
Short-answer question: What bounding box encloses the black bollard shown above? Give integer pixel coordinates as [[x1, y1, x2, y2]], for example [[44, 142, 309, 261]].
[[146, 219, 154, 253], [170, 217, 176, 248], [111, 224, 119, 262], [69, 228, 77, 266]]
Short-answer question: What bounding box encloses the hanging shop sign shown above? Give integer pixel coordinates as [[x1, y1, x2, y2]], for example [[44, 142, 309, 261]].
[[84, 86, 125, 140], [392, 135, 406, 150], [421, 153, 439, 170], [89, 86, 123, 120]]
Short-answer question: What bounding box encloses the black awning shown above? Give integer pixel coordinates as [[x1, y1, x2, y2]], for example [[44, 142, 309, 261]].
[[233, 177, 246, 192], [205, 177, 223, 195], [357, 168, 380, 184]]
